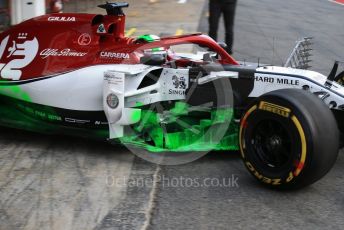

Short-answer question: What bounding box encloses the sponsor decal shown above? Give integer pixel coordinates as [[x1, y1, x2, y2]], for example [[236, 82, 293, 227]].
[[78, 33, 92, 46], [100, 52, 130, 59], [169, 89, 186, 95], [97, 24, 106, 34], [40, 48, 87, 59], [245, 162, 282, 185], [172, 75, 187, 89], [48, 16, 76, 22], [95, 121, 108, 125], [17, 104, 62, 122], [276, 78, 299, 85], [169, 75, 187, 95], [65, 118, 90, 124], [106, 93, 119, 109], [104, 72, 124, 85], [255, 76, 274, 83], [255, 75, 299, 86], [259, 101, 291, 118], [0, 33, 39, 80]]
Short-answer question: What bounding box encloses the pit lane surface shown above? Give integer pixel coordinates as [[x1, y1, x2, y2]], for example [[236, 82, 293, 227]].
[[1, 0, 344, 230], [197, 0, 344, 75]]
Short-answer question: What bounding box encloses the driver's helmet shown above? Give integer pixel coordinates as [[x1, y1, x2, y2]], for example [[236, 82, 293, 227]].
[[136, 34, 166, 55], [136, 34, 161, 43]]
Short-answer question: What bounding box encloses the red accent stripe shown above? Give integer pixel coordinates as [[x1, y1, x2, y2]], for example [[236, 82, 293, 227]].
[[293, 161, 305, 176], [333, 0, 344, 5], [297, 162, 305, 171], [241, 119, 248, 129]]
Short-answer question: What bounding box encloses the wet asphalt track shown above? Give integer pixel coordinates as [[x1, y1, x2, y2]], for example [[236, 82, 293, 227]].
[[1, 0, 344, 229]]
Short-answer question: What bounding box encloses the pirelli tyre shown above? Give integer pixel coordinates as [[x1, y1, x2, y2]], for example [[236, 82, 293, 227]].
[[239, 89, 339, 189]]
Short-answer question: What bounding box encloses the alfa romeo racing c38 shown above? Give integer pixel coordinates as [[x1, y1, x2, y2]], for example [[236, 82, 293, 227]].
[[0, 2, 343, 189]]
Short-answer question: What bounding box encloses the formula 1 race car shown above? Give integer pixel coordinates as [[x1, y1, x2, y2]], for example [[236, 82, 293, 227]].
[[0, 2, 343, 189]]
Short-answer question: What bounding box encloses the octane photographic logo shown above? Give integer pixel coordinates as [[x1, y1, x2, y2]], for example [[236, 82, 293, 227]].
[[0, 33, 39, 80], [111, 39, 235, 165]]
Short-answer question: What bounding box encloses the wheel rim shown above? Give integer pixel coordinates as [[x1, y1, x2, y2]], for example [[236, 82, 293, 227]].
[[252, 119, 292, 169]]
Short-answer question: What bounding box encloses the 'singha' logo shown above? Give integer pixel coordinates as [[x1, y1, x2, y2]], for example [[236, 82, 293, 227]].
[[172, 75, 187, 89]]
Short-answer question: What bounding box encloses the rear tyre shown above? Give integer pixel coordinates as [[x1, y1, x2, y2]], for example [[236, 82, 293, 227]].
[[239, 89, 339, 189]]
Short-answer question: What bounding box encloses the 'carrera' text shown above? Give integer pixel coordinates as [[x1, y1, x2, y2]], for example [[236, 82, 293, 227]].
[[100, 52, 130, 59]]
